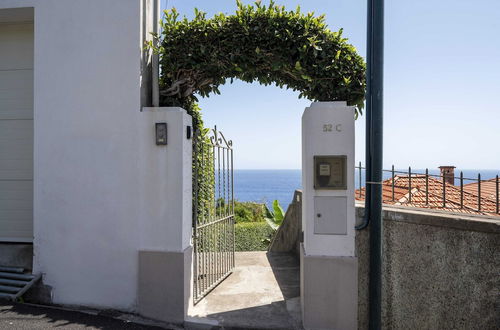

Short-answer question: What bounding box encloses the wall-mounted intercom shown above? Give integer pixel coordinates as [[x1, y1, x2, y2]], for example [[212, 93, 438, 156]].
[[313, 155, 347, 190], [155, 122, 167, 145]]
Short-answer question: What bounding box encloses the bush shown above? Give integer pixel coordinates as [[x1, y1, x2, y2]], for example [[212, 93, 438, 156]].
[[155, 1, 366, 227], [235, 222, 274, 251], [156, 0, 366, 120], [234, 201, 266, 223]]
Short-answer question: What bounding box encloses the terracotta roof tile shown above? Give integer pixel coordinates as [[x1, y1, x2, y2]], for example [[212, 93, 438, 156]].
[[355, 175, 500, 217], [463, 178, 499, 203]]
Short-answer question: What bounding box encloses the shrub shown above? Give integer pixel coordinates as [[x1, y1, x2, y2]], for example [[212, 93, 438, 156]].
[[156, 0, 366, 123], [234, 201, 266, 223], [235, 222, 275, 251], [154, 1, 366, 227]]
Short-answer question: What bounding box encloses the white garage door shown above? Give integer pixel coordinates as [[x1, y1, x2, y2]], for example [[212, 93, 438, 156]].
[[0, 22, 34, 242]]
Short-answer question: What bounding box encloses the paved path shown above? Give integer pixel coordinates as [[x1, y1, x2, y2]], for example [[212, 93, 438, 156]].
[[0, 302, 171, 330], [188, 251, 302, 329], [0, 252, 301, 329]]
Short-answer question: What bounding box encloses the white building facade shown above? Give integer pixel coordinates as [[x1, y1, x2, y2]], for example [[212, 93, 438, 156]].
[[0, 2, 358, 328], [0, 0, 195, 314]]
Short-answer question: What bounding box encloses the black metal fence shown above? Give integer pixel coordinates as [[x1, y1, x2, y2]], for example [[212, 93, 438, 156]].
[[355, 163, 500, 215], [192, 126, 235, 304]]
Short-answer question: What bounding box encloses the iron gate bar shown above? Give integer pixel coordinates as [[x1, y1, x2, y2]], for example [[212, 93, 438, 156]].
[[391, 165, 395, 202], [478, 174, 481, 212], [192, 126, 235, 304], [460, 172, 464, 209], [442, 173, 446, 208], [196, 215, 234, 229], [425, 168, 429, 205], [496, 175, 499, 214], [408, 167, 412, 203]]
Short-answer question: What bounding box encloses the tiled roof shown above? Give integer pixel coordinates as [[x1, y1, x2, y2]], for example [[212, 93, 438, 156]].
[[463, 178, 499, 203], [355, 175, 500, 217]]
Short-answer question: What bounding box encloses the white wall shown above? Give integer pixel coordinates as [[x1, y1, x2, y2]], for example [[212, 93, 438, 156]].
[[0, 0, 167, 311], [139, 107, 192, 252], [302, 102, 356, 256]]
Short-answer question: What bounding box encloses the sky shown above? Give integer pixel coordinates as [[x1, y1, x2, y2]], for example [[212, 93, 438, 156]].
[[161, 0, 500, 170]]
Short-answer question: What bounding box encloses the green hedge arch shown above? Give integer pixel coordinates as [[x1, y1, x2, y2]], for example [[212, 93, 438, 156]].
[[156, 0, 366, 128]]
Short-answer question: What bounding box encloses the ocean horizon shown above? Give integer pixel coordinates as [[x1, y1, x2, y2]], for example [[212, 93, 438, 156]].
[[234, 168, 500, 209]]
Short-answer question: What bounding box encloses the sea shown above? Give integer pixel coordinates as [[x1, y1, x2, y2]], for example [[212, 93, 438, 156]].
[[234, 169, 500, 209]]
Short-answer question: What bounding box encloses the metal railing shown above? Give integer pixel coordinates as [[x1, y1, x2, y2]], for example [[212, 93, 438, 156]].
[[192, 126, 235, 304], [355, 163, 500, 216]]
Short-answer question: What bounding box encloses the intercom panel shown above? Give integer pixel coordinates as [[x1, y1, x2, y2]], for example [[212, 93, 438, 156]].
[[313, 155, 347, 190]]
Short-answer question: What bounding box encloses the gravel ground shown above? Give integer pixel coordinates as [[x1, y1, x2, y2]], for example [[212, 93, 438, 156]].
[[0, 302, 175, 330]]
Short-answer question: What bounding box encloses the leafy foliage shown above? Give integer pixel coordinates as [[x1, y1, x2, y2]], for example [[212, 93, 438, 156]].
[[235, 222, 275, 251], [234, 201, 267, 223], [193, 128, 216, 224], [156, 0, 366, 122], [155, 1, 366, 238], [264, 200, 285, 230]]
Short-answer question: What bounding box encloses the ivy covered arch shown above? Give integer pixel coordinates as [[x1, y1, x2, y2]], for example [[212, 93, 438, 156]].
[[156, 1, 366, 129]]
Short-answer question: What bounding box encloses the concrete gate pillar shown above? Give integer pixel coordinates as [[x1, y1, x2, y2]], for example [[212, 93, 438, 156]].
[[301, 102, 358, 330], [137, 107, 193, 324]]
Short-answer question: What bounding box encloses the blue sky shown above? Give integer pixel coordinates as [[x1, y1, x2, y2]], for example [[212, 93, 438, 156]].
[[162, 0, 500, 170]]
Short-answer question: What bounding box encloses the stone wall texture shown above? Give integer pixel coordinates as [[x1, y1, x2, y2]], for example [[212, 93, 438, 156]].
[[356, 205, 500, 330], [269, 190, 302, 256]]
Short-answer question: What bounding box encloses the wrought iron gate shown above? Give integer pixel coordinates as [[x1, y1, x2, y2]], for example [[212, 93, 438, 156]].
[[192, 126, 235, 304]]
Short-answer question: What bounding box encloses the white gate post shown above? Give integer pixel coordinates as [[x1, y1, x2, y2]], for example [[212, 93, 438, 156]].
[[301, 102, 358, 329], [137, 107, 193, 324]]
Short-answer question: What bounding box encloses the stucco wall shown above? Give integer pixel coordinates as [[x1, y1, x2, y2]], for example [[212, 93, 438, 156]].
[[356, 205, 500, 329], [302, 102, 356, 257], [0, 0, 163, 311]]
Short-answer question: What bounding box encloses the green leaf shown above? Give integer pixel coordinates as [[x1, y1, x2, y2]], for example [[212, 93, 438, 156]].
[[264, 204, 274, 218], [273, 200, 285, 223], [301, 74, 312, 81], [265, 217, 279, 230], [295, 61, 302, 71]]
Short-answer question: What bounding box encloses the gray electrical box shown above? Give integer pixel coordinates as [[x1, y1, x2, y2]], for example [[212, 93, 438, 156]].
[[314, 155, 347, 190], [314, 196, 347, 235]]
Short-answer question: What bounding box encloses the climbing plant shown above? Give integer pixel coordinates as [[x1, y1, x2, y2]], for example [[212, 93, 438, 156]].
[[155, 0, 366, 128], [152, 1, 366, 221]]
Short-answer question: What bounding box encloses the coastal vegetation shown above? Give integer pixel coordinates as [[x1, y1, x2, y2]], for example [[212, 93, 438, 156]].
[[155, 0, 366, 128], [154, 1, 365, 246], [234, 200, 286, 251]]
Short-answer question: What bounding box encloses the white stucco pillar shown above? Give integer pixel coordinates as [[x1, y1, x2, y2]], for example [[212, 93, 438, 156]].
[[137, 107, 193, 324], [300, 102, 358, 330]]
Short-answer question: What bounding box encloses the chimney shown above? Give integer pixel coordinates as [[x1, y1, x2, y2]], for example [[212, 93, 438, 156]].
[[439, 166, 456, 185]]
